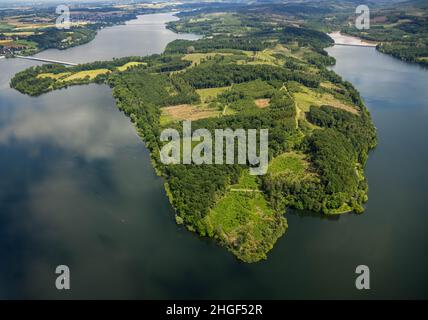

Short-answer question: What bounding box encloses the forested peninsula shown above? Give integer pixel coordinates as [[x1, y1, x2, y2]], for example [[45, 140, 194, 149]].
[[10, 10, 377, 263]]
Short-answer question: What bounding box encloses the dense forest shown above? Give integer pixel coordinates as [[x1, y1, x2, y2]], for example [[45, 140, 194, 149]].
[[10, 5, 377, 263], [28, 27, 97, 51]]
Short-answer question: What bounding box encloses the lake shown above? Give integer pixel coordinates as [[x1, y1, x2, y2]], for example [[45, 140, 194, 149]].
[[0, 13, 427, 299]]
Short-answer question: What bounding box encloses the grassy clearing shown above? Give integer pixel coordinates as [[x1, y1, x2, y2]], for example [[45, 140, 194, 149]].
[[204, 170, 287, 262], [231, 170, 259, 190], [292, 84, 358, 115], [183, 52, 232, 66], [222, 105, 237, 116], [160, 104, 220, 124], [237, 49, 282, 66], [253, 50, 279, 65], [231, 79, 274, 99], [268, 152, 314, 180], [205, 192, 273, 235], [196, 86, 230, 103]]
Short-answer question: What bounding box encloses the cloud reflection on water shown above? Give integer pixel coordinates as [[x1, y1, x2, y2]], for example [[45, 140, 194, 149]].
[[0, 85, 136, 160]]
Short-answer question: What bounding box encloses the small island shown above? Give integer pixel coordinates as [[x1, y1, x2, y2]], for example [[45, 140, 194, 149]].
[[10, 8, 377, 263]]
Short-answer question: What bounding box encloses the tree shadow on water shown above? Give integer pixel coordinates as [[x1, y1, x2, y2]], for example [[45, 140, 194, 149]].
[[286, 208, 344, 221]]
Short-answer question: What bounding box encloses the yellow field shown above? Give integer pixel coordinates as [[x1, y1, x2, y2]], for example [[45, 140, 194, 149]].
[[36, 61, 145, 83], [37, 72, 71, 80], [38, 69, 110, 82], [15, 24, 52, 30], [269, 44, 290, 55], [3, 32, 36, 36], [320, 81, 340, 90], [116, 61, 146, 72], [4, 16, 52, 30], [0, 16, 89, 32], [161, 104, 220, 124], [1, 16, 90, 31], [0, 40, 13, 45], [62, 69, 111, 81]]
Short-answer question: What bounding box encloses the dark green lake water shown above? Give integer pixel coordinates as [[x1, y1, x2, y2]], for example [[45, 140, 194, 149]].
[[0, 13, 427, 299]]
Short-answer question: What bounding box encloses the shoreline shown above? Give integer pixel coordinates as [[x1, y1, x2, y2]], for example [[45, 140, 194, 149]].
[[2, 11, 175, 61], [327, 31, 377, 47]]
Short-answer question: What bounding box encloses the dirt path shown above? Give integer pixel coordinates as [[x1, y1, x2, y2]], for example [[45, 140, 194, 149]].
[[230, 188, 262, 193]]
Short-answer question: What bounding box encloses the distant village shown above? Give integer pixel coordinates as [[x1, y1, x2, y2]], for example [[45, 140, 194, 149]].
[[0, 1, 181, 58], [0, 37, 25, 56]]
